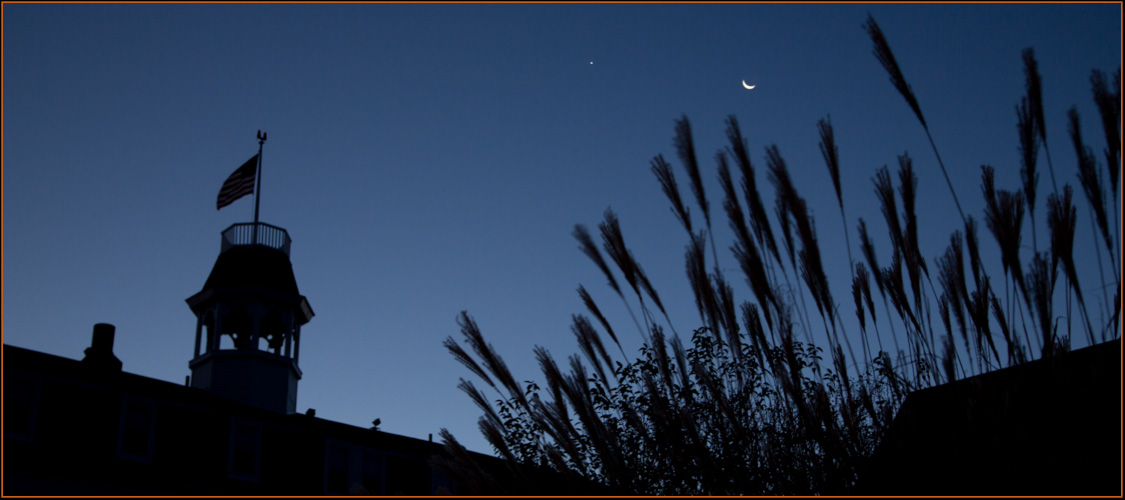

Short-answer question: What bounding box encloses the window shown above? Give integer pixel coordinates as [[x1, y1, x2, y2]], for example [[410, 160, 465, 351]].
[[324, 442, 350, 495], [385, 454, 429, 496], [3, 372, 40, 442], [361, 451, 384, 495], [117, 397, 156, 462], [323, 442, 385, 495], [431, 467, 457, 496], [228, 419, 261, 481]]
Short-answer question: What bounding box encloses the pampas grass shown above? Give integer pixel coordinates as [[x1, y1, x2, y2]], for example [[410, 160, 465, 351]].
[[573, 224, 622, 298], [936, 232, 970, 372], [980, 165, 1032, 328], [1026, 253, 1057, 358], [439, 17, 1120, 496], [1089, 70, 1121, 318], [897, 154, 928, 310], [1023, 48, 1058, 194], [1018, 96, 1041, 251], [674, 115, 711, 232], [1089, 69, 1119, 195], [652, 154, 693, 235], [1047, 186, 1096, 345], [578, 284, 624, 356], [1068, 106, 1117, 338], [1068, 108, 1114, 262], [864, 14, 966, 222], [726, 116, 784, 271], [767, 144, 836, 330]]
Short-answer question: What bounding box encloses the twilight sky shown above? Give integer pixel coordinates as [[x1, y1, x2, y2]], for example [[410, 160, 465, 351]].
[[4, 3, 1120, 455]]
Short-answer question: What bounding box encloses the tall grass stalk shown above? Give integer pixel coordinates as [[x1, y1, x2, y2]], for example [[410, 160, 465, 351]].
[[675, 115, 721, 268], [726, 117, 784, 277], [864, 14, 966, 224], [1018, 96, 1041, 253], [819, 116, 870, 369], [1068, 107, 1118, 340], [573, 223, 646, 339], [1047, 186, 1096, 345], [441, 19, 1119, 495], [1023, 48, 1060, 196]]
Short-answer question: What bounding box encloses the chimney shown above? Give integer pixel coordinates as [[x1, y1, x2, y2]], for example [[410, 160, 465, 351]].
[[82, 323, 123, 372]]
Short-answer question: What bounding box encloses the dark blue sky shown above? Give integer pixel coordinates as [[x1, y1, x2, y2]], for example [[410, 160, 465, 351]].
[[4, 3, 1120, 455]]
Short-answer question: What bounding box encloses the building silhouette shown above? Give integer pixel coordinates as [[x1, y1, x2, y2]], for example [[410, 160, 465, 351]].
[[858, 337, 1121, 495], [4, 222, 586, 495]]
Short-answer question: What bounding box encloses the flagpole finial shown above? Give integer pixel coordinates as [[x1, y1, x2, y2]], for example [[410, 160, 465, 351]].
[[257, 130, 267, 143]]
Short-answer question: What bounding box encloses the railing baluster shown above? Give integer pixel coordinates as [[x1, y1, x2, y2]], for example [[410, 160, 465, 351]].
[[220, 222, 291, 257]]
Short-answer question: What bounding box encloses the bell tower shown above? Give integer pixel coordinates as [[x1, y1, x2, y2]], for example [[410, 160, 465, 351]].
[[186, 222, 314, 413]]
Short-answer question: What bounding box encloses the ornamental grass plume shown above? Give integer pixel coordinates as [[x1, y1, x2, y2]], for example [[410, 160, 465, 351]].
[[873, 166, 905, 262], [853, 270, 868, 342], [859, 217, 903, 357], [857, 218, 884, 296], [1046, 187, 1079, 298], [1089, 69, 1119, 196], [741, 301, 772, 365], [652, 154, 693, 235], [775, 191, 797, 273], [1068, 108, 1115, 268], [965, 275, 1002, 370], [1026, 252, 1056, 358], [575, 222, 647, 337], [936, 233, 970, 366], [820, 115, 868, 363], [863, 15, 926, 128], [725, 116, 783, 270], [686, 230, 719, 335], [1046, 186, 1097, 345], [980, 165, 1031, 314], [897, 154, 928, 309], [854, 263, 881, 352], [1017, 96, 1041, 250], [433, 428, 504, 494], [958, 219, 978, 282], [577, 284, 624, 356], [864, 13, 965, 222], [881, 250, 925, 357], [573, 224, 622, 298], [674, 115, 711, 232], [572, 314, 615, 387], [1089, 69, 1121, 308], [599, 209, 641, 300], [734, 228, 778, 333], [444, 336, 496, 390], [456, 311, 529, 410], [990, 290, 1024, 365], [718, 147, 779, 332], [940, 330, 957, 384], [767, 144, 835, 329], [1022, 48, 1058, 193], [819, 115, 844, 211], [1068, 107, 1118, 339], [714, 269, 741, 350], [718, 152, 752, 256]]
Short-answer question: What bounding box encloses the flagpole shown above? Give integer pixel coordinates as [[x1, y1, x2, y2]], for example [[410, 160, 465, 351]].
[[252, 130, 266, 244]]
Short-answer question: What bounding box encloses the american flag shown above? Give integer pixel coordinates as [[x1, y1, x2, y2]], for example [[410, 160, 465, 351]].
[[217, 154, 258, 210]]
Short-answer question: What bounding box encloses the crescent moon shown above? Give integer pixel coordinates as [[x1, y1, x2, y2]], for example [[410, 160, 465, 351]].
[[742, 80, 756, 90]]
